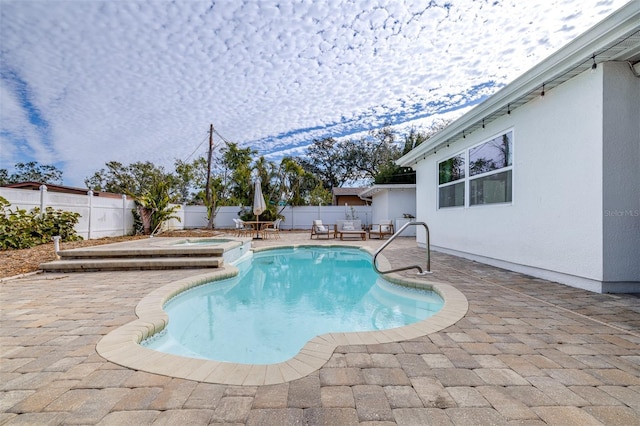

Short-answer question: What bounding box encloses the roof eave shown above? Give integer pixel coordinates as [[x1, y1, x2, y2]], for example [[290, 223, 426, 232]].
[[359, 184, 416, 199]]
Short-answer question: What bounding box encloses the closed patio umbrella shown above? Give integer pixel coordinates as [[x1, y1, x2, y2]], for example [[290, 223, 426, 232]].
[[253, 180, 267, 239], [253, 179, 266, 222]]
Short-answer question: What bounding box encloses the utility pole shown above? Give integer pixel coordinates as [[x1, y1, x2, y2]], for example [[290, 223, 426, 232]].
[[206, 124, 214, 229]]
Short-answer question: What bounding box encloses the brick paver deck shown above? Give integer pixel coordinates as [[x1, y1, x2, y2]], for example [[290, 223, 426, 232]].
[[1, 232, 639, 425]]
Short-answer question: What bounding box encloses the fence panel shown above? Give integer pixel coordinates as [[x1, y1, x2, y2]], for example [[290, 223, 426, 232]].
[[183, 205, 373, 230], [0, 187, 135, 239], [0, 187, 41, 210], [282, 205, 372, 230], [2, 187, 374, 237], [89, 195, 135, 239]]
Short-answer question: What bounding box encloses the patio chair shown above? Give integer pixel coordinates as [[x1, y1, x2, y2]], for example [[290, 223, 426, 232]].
[[262, 218, 282, 239], [368, 220, 394, 239], [233, 218, 250, 237], [311, 219, 333, 239]]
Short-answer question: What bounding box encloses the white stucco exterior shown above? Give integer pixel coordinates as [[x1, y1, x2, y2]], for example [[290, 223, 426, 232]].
[[414, 68, 612, 291], [398, 3, 640, 293], [359, 185, 417, 235]]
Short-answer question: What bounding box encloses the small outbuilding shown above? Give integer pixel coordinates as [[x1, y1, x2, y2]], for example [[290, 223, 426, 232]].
[[359, 184, 417, 236]]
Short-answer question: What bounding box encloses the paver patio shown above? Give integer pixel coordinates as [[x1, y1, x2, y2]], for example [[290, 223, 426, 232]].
[[1, 232, 639, 425]]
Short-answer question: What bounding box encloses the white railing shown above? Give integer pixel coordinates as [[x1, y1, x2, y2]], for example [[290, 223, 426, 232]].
[[373, 221, 431, 275], [1, 186, 372, 239]]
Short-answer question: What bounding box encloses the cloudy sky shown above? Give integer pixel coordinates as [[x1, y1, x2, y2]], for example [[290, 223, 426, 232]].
[[0, 0, 629, 186]]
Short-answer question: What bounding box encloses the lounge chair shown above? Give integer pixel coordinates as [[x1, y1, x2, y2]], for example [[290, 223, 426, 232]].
[[262, 218, 282, 239], [335, 220, 366, 240], [368, 220, 394, 239], [311, 219, 334, 239]]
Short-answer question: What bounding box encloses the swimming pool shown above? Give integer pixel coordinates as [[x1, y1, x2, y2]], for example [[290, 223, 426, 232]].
[[143, 247, 443, 364], [97, 244, 468, 385]]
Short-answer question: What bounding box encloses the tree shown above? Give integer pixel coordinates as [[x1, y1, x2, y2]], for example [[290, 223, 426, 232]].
[[341, 126, 402, 183], [299, 127, 409, 188], [1, 162, 63, 185], [299, 138, 350, 190], [274, 157, 314, 207], [219, 143, 256, 206], [373, 121, 452, 184], [85, 161, 182, 235], [84, 161, 172, 196], [174, 155, 221, 228], [133, 176, 181, 235], [0, 169, 8, 186], [373, 127, 424, 184], [401, 126, 431, 155], [308, 182, 332, 206], [254, 156, 278, 200], [173, 157, 209, 204]]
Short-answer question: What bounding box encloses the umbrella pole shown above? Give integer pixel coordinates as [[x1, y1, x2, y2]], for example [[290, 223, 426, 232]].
[[254, 214, 262, 240]]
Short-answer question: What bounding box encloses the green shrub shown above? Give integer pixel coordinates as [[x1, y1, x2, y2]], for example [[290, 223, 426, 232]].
[[0, 196, 83, 250], [131, 208, 144, 235]]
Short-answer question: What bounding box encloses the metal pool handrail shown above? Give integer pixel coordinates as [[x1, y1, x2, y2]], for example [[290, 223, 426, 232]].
[[372, 221, 431, 276]]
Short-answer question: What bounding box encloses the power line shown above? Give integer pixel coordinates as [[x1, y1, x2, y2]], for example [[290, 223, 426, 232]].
[[212, 128, 234, 145], [182, 132, 210, 163]]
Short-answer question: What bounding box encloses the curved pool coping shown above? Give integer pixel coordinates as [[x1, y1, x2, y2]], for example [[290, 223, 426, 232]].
[[96, 245, 469, 386]]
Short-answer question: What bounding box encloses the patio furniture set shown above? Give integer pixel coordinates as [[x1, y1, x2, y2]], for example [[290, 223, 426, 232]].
[[233, 218, 282, 239], [310, 219, 394, 240]]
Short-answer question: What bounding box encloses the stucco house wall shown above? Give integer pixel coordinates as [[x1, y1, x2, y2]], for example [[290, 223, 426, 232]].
[[415, 68, 609, 291], [400, 2, 639, 293]]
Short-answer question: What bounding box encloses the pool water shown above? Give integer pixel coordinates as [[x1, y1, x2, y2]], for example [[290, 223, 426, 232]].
[[172, 238, 232, 246], [143, 247, 443, 364]]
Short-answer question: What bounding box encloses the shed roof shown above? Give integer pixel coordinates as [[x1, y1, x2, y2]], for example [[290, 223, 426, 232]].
[[331, 187, 368, 196], [359, 184, 416, 199]]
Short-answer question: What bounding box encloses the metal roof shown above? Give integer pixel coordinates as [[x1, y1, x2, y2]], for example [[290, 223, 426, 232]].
[[398, 1, 640, 167]]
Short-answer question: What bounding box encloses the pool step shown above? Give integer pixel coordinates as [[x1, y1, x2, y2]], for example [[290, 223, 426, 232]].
[[55, 247, 225, 259], [37, 237, 248, 273], [39, 257, 224, 272]]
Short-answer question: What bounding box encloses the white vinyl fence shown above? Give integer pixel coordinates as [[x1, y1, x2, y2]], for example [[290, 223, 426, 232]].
[[181, 204, 373, 231], [1, 186, 373, 239], [0, 186, 135, 240]]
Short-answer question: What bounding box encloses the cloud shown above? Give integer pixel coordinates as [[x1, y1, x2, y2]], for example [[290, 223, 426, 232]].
[[0, 0, 628, 186]]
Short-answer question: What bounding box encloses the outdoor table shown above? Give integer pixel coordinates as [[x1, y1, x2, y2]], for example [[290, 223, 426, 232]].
[[243, 221, 274, 239]]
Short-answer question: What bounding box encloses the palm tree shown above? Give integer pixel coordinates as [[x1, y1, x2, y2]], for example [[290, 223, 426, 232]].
[[131, 177, 181, 235]]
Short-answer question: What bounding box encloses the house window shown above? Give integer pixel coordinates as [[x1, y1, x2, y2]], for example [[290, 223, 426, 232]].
[[438, 130, 513, 208], [469, 131, 513, 205], [438, 153, 465, 208], [470, 170, 512, 205]]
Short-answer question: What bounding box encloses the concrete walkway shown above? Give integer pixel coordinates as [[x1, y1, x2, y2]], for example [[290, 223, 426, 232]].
[[1, 232, 639, 425]]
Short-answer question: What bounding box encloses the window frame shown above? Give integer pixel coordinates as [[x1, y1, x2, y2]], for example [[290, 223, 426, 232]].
[[437, 150, 466, 209], [437, 129, 514, 209]]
